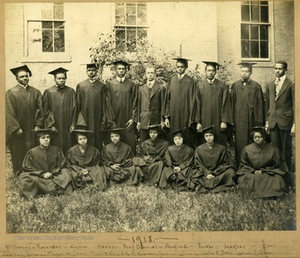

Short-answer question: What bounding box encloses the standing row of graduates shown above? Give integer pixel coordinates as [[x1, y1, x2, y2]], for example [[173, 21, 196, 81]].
[[19, 124, 288, 199], [6, 58, 294, 198]]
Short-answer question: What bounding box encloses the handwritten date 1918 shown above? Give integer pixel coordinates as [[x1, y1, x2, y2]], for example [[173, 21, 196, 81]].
[[132, 236, 152, 244]]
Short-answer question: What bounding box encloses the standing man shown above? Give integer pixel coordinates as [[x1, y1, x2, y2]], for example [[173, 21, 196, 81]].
[[76, 62, 107, 151], [137, 65, 166, 143], [226, 62, 265, 168], [164, 58, 199, 147], [265, 60, 295, 171], [43, 67, 77, 154], [106, 60, 138, 154], [6, 65, 44, 174], [196, 61, 230, 146]]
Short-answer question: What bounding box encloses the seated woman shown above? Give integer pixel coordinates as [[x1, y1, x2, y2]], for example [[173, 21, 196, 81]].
[[235, 127, 288, 198], [65, 127, 108, 190], [158, 129, 194, 190], [19, 129, 73, 198], [138, 124, 169, 186], [101, 128, 142, 186], [192, 126, 236, 193]]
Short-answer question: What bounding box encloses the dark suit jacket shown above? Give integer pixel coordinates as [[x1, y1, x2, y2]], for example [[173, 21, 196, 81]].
[[138, 81, 165, 127], [265, 77, 294, 130]]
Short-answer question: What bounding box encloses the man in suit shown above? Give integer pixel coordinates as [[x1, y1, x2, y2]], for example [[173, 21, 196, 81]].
[[6, 65, 44, 174], [137, 65, 166, 143], [265, 60, 295, 171]]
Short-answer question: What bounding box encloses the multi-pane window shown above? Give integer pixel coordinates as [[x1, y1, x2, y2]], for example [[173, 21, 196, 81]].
[[115, 3, 147, 52], [241, 1, 270, 59], [26, 3, 65, 55]]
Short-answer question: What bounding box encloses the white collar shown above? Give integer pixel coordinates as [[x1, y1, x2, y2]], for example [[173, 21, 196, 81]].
[[18, 83, 28, 89], [116, 76, 125, 83]]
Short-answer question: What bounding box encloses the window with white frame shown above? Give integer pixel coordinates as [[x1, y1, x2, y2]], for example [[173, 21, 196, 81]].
[[114, 2, 147, 52], [241, 1, 270, 59], [26, 3, 65, 56]]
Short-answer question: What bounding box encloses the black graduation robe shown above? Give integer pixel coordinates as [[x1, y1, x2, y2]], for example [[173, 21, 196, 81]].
[[196, 79, 230, 146], [6, 85, 44, 173], [101, 141, 141, 186], [165, 75, 198, 147], [76, 79, 107, 151], [19, 145, 73, 198], [227, 80, 265, 168], [43, 85, 77, 153], [65, 144, 107, 189], [106, 78, 138, 153], [192, 143, 236, 193], [138, 138, 169, 185], [159, 144, 194, 190], [236, 142, 288, 198]]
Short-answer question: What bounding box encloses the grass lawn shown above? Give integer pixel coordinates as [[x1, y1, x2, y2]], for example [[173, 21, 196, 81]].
[[6, 153, 296, 233]]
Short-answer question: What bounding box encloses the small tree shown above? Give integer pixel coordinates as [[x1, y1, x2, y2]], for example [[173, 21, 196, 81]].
[[89, 30, 233, 86]]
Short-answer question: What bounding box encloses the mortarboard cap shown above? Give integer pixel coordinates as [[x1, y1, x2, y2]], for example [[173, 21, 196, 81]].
[[72, 113, 93, 134], [10, 65, 32, 77], [202, 61, 221, 70], [141, 124, 161, 131], [32, 128, 53, 137], [112, 60, 130, 67], [103, 128, 126, 134], [173, 58, 191, 68], [169, 128, 185, 138], [81, 62, 100, 69], [237, 62, 257, 72], [202, 125, 215, 134], [48, 67, 69, 78]]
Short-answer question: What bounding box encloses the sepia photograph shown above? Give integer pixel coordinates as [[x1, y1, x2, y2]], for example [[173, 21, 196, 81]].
[[1, 0, 299, 257]]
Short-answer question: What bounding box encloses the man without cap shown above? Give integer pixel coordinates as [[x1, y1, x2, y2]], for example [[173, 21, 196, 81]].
[[76, 63, 108, 151], [195, 61, 231, 147], [43, 67, 77, 153], [265, 60, 295, 172], [225, 63, 265, 168], [164, 58, 198, 148], [105, 60, 138, 154], [6, 65, 44, 174], [137, 65, 166, 143]]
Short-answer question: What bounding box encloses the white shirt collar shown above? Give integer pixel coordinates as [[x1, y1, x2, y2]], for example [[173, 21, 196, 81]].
[[207, 78, 215, 84], [18, 83, 28, 89], [177, 74, 185, 79], [116, 76, 125, 83], [276, 74, 286, 84]]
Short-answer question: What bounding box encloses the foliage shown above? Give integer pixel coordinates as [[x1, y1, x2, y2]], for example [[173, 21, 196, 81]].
[[6, 154, 296, 233], [89, 31, 233, 86]]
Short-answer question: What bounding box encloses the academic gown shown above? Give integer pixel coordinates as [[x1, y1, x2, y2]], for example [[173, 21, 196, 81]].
[[101, 142, 141, 186], [19, 145, 73, 198], [192, 143, 236, 193], [196, 79, 230, 146], [6, 85, 44, 173], [65, 145, 108, 189], [43, 85, 77, 153], [76, 79, 107, 151], [106, 78, 138, 153], [228, 80, 265, 168], [236, 142, 288, 198], [138, 138, 169, 185], [159, 144, 194, 190], [165, 75, 198, 147]]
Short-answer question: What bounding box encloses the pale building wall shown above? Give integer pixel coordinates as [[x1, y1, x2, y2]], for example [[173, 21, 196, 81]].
[[5, 2, 295, 94]]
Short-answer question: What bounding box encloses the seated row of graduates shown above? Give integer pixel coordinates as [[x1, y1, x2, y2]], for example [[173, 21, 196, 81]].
[[19, 124, 289, 199]]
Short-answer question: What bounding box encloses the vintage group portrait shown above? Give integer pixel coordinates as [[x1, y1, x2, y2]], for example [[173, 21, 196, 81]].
[[1, 0, 299, 257]]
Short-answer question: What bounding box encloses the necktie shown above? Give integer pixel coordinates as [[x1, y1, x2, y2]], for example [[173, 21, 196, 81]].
[[209, 80, 213, 85], [275, 78, 281, 96]]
